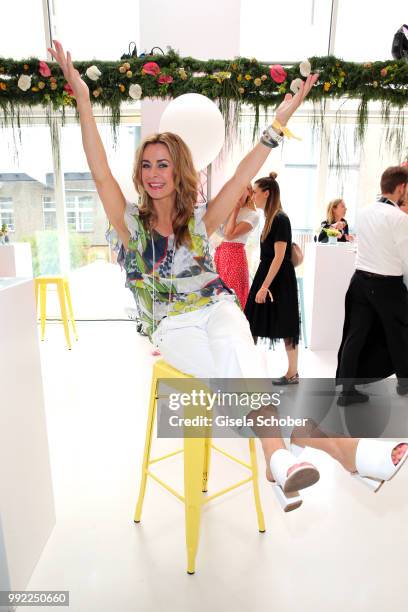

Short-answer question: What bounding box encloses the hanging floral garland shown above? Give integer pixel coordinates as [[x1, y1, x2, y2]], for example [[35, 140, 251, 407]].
[[0, 49, 407, 155]]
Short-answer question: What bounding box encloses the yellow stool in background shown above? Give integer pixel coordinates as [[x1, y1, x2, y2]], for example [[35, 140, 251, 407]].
[[134, 359, 265, 574], [34, 276, 78, 350]]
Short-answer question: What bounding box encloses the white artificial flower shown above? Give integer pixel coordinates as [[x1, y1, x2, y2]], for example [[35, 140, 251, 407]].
[[290, 78, 304, 94], [129, 83, 142, 100], [86, 65, 102, 81], [299, 60, 311, 77], [17, 74, 32, 91]]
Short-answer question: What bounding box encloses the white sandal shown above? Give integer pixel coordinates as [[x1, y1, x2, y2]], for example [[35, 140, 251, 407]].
[[269, 449, 320, 512], [353, 439, 408, 493]]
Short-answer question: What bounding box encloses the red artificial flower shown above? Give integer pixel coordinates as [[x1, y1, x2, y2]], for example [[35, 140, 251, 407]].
[[157, 74, 173, 85], [64, 83, 74, 96], [142, 62, 161, 76], [39, 61, 51, 77], [380, 68, 388, 77], [269, 64, 287, 84]]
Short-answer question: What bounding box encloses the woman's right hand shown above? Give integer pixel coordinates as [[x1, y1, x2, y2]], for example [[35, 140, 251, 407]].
[[47, 40, 90, 103]]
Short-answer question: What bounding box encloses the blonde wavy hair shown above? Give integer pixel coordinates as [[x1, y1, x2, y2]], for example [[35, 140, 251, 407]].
[[326, 198, 344, 224], [255, 172, 283, 241], [132, 132, 199, 247]]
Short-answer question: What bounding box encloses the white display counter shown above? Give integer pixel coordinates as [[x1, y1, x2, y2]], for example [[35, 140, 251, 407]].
[[0, 243, 33, 277], [303, 243, 357, 351], [0, 277, 55, 592]]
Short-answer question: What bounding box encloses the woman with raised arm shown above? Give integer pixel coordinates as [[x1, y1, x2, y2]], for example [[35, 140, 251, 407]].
[[48, 40, 408, 513]]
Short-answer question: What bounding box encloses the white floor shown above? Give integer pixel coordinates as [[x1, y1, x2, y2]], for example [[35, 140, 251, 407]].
[[18, 321, 408, 612]]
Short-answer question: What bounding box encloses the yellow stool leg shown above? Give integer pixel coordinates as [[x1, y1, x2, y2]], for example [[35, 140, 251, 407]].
[[249, 439, 266, 533], [184, 436, 206, 574], [134, 374, 158, 523], [56, 279, 71, 350], [40, 284, 47, 341], [64, 280, 78, 341], [202, 436, 212, 493]]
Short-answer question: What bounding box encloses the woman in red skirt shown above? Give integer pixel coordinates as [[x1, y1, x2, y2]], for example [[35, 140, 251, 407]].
[[214, 186, 259, 309]]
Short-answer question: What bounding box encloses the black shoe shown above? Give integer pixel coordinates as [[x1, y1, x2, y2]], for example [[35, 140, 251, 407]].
[[272, 373, 300, 386], [337, 390, 369, 406], [397, 384, 408, 396]]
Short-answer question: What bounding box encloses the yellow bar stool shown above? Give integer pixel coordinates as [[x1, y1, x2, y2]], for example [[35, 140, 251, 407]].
[[34, 276, 78, 350], [134, 359, 266, 574]]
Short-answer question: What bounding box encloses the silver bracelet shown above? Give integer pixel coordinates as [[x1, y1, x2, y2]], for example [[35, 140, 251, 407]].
[[260, 125, 284, 148]]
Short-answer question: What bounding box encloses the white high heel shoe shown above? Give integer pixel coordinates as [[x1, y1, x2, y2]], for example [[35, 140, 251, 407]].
[[352, 439, 408, 493], [269, 449, 320, 512]]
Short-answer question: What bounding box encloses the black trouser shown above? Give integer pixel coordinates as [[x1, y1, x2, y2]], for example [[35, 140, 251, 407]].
[[338, 271, 408, 389]]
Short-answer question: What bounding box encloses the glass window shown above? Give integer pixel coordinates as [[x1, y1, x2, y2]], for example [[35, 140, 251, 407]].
[[63, 195, 95, 232], [326, 124, 361, 229], [3, 0, 46, 58], [334, 0, 407, 61], [55, 0, 140, 60], [0, 197, 15, 231], [240, 0, 332, 61], [0, 126, 59, 276], [43, 196, 57, 230]]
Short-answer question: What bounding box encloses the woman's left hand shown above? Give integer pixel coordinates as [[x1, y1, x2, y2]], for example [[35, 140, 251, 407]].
[[255, 287, 273, 304], [275, 73, 319, 127]]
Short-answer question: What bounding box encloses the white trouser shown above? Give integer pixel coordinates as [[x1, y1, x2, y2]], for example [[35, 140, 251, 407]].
[[152, 300, 269, 379]]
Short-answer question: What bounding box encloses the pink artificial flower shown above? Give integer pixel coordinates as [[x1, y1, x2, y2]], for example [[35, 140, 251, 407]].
[[64, 83, 74, 96], [269, 64, 287, 84], [39, 61, 51, 77], [380, 68, 387, 77], [157, 74, 173, 85], [142, 62, 161, 76]]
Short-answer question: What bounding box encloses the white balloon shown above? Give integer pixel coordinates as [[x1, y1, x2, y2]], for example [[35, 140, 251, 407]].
[[159, 93, 225, 170]]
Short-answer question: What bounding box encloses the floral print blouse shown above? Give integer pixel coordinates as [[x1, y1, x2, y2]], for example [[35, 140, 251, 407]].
[[107, 202, 236, 340]]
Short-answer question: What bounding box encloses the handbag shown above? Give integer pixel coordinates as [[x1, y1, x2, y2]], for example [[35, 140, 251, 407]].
[[291, 242, 303, 267]]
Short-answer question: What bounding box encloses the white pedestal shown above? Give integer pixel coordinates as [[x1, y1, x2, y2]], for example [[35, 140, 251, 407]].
[[0, 278, 55, 592], [304, 243, 356, 350], [0, 243, 33, 277]]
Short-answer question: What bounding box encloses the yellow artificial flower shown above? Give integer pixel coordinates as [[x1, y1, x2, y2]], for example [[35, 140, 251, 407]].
[[119, 84, 126, 92], [254, 77, 262, 86], [38, 81, 46, 89], [237, 74, 243, 82], [245, 74, 252, 80], [210, 71, 231, 83], [119, 66, 126, 74], [126, 70, 133, 78], [178, 67, 188, 80], [31, 86, 39, 92], [324, 82, 331, 91], [238, 87, 245, 94], [0, 82, 7, 90]]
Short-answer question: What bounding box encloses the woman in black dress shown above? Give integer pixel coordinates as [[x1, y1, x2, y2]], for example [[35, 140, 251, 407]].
[[244, 172, 300, 384], [316, 198, 353, 243]]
